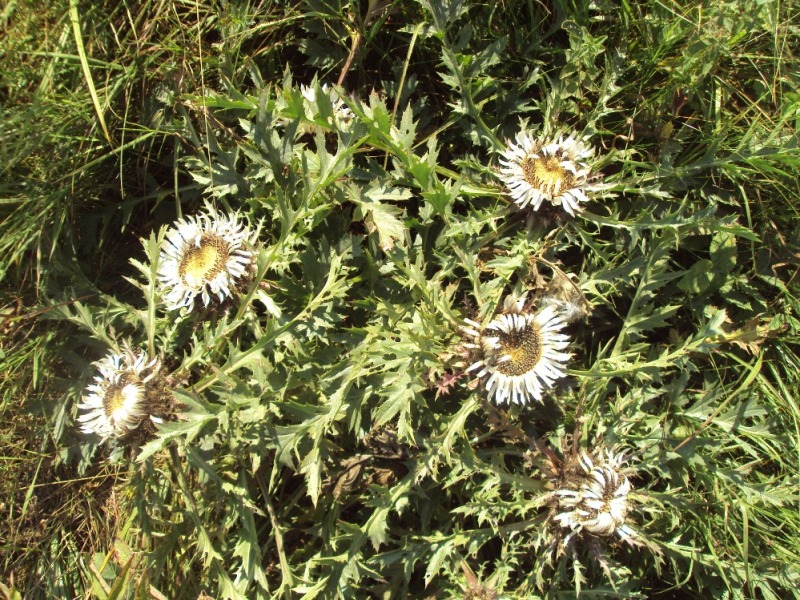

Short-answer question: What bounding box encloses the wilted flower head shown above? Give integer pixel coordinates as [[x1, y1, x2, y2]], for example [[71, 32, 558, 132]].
[[498, 131, 594, 216], [539, 270, 591, 324], [77, 346, 162, 442], [158, 207, 254, 310], [552, 449, 635, 544], [463, 293, 570, 405]]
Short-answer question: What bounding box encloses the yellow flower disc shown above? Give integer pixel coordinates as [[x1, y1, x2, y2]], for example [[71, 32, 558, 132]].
[[179, 236, 229, 285]]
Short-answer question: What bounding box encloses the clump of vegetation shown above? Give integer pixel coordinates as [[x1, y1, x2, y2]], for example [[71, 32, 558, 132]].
[[2, 0, 799, 598]]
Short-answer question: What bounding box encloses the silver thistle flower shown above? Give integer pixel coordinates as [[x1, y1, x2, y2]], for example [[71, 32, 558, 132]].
[[300, 82, 355, 128], [158, 207, 254, 310], [77, 346, 161, 442], [498, 131, 595, 216], [464, 294, 571, 405], [553, 450, 635, 544]]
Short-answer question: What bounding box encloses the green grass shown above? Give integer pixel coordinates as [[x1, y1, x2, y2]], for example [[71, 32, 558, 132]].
[[1, 0, 799, 598]]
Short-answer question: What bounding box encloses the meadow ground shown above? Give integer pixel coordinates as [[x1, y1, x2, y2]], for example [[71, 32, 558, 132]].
[[1, 0, 799, 598]]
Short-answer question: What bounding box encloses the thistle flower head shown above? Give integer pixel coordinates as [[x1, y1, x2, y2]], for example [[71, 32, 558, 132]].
[[463, 293, 570, 405], [552, 449, 635, 544], [300, 82, 355, 128], [77, 346, 162, 442], [498, 131, 594, 216], [158, 208, 254, 310], [539, 270, 591, 324]]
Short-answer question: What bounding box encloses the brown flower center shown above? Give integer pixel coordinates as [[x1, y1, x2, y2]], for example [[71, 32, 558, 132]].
[[521, 154, 574, 196], [179, 235, 229, 285], [495, 321, 542, 376]]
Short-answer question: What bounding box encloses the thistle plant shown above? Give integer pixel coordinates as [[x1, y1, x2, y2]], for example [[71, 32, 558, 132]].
[[3, 0, 799, 598]]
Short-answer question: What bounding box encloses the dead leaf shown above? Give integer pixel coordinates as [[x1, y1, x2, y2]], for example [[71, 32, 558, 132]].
[[715, 315, 782, 355], [332, 456, 367, 499]]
